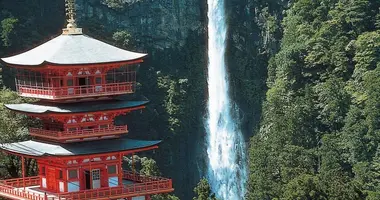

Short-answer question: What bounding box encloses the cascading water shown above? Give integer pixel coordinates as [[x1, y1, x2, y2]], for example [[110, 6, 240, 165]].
[[206, 0, 247, 199]]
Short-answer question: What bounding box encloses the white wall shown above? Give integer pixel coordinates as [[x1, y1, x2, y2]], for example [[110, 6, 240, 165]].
[[42, 178, 47, 188], [59, 181, 64, 192]]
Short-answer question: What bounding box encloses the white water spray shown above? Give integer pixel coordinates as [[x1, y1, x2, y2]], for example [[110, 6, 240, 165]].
[[206, 0, 247, 199]]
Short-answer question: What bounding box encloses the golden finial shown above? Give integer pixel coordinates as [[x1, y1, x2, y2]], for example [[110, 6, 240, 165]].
[[63, 0, 82, 35], [65, 0, 76, 28]]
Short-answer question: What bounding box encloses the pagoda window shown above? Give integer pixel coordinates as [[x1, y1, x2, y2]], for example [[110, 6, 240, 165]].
[[16, 69, 45, 87], [67, 169, 80, 192], [95, 77, 102, 84], [41, 166, 46, 176], [67, 79, 74, 86], [44, 119, 64, 131], [106, 66, 136, 84], [107, 164, 118, 187], [68, 169, 78, 179], [15, 66, 137, 99], [107, 165, 117, 175], [78, 77, 89, 86], [59, 170, 63, 179], [68, 127, 77, 132], [100, 124, 109, 129]]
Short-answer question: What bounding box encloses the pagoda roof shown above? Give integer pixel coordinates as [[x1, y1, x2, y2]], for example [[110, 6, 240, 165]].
[[5, 100, 149, 114], [0, 137, 161, 157], [0, 34, 147, 67]]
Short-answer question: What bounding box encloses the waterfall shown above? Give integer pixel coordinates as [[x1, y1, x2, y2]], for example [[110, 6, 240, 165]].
[[206, 0, 247, 199]]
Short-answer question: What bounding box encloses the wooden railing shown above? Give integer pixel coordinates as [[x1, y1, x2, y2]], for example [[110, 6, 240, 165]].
[[29, 125, 128, 141], [123, 171, 170, 183], [0, 176, 40, 188], [17, 82, 135, 100], [0, 173, 173, 200], [57, 179, 173, 200], [0, 176, 45, 200], [0, 185, 46, 200]]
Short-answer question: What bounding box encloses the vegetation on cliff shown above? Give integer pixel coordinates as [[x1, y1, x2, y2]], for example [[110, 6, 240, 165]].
[[247, 0, 380, 199]]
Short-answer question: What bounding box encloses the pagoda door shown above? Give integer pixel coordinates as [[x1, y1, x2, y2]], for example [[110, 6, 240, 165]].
[[78, 77, 91, 94], [92, 169, 101, 189], [47, 167, 57, 192]]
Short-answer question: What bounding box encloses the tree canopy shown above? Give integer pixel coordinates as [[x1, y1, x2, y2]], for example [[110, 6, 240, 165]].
[[247, 0, 380, 199]]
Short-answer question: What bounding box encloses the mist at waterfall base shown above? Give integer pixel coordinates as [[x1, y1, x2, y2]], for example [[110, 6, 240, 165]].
[[205, 0, 247, 199]]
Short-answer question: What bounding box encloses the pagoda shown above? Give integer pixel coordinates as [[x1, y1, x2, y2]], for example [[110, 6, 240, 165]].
[[0, 1, 174, 199]]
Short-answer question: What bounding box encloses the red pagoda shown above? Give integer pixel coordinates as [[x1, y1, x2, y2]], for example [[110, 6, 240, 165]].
[[0, 1, 174, 199]]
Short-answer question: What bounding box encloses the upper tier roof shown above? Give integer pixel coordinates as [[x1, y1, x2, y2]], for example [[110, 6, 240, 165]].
[[0, 34, 147, 66], [0, 137, 161, 157]]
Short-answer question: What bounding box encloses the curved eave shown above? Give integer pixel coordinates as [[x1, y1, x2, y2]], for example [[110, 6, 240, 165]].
[[0, 138, 162, 158], [4, 100, 149, 115], [0, 56, 147, 69]]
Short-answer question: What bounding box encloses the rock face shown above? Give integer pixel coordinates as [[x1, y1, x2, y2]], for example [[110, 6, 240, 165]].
[[76, 0, 203, 50]]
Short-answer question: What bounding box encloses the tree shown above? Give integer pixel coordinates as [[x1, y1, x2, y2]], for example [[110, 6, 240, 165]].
[[1, 17, 18, 47], [113, 30, 133, 49], [0, 89, 37, 178], [124, 155, 180, 199], [248, 0, 380, 199], [193, 178, 217, 200]]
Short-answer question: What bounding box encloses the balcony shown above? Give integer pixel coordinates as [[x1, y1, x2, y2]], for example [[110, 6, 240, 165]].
[[16, 82, 135, 100], [30, 125, 128, 142], [0, 176, 45, 200], [0, 171, 174, 200]]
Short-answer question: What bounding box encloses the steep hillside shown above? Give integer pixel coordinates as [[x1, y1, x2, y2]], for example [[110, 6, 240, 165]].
[[248, 0, 380, 199]]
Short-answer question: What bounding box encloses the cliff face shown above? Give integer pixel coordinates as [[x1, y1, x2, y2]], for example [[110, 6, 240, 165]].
[[76, 0, 204, 49]]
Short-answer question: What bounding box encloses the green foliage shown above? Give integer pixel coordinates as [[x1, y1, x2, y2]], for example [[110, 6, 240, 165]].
[[101, 0, 142, 10], [0, 88, 35, 143], [101, 0, 127, 10], [193, 178, 217, 200], [157, 74, 188, 133], [151, 194, 180, 200], [0, 89, 37, 178], [283, 174, 326, 200], [112, 30, 133, 49], [124, 155, 180, 199], [1, 17, 18, 47], [140, 157, 161, 176], [248, 0, 380, 199], [124, 155, 161, 176]]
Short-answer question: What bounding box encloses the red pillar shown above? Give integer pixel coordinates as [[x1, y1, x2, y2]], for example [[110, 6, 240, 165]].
[[21, 156, 25, 189], [89, 157, 93, 189], [101, 163, 107, 187], [118, 153, 123, 186]]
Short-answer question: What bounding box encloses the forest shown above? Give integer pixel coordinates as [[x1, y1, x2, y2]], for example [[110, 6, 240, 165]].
[[0, 0, 380, 199]]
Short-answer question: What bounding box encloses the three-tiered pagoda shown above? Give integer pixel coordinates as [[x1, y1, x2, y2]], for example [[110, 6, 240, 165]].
[[0, 1, 174, 199]]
